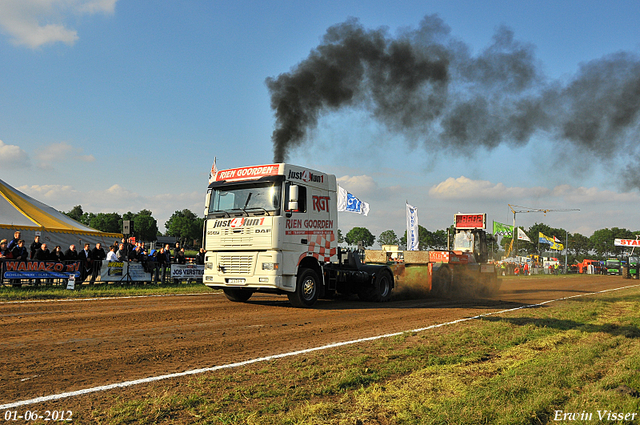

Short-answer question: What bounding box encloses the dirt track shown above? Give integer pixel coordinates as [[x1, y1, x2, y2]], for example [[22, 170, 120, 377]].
[[0, 275, 636, 408]]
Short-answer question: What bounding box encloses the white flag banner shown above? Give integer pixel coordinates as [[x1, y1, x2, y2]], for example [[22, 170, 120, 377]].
[[517, 227, 532, 242], [208, 157, 218, 184], [337, 186, 370, 216], [406, 202, 419, 251]]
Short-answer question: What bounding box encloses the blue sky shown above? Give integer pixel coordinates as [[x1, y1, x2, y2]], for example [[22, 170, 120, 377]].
[[1, 0, 640, 242]]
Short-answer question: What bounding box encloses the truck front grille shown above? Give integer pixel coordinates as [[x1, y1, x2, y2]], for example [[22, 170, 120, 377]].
[[219, 255, 253, 275]]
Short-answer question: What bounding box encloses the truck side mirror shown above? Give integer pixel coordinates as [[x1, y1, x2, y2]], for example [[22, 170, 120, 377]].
[[288, 185, 299, 212], [204, 190, 211, 216]]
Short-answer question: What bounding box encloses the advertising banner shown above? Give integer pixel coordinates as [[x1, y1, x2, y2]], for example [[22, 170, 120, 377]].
[[337, 186, 370, 216], [614, 238, 640, 247], [99, 261, 151, 282], [2, 260, 81, 279], [171, 264, 204, 279], [406, 202, 419, 251], [493, 221, 513, 237]]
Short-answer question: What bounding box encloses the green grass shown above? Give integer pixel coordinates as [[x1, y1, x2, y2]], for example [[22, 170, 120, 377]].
[[91, 286, 640, 424], [0, 280, 214, 301]]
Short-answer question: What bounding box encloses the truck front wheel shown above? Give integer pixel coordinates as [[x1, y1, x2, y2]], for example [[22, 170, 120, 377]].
[[223, 288, 254, 302], [288, 268, 319, 307]]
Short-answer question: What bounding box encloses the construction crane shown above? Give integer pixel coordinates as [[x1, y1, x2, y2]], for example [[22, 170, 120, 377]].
[[507, 204, 580, 270]]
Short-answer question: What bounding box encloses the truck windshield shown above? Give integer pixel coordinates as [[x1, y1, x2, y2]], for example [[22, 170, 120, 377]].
[[208, 182, 281, 216], [453, 231, 474, 252], [606, 260, 620, 267]]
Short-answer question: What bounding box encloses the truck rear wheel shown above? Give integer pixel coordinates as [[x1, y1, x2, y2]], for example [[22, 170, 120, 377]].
[[288, 268, 319, 307], [359, 270, 393, 302], [223, 288, 254, 302]]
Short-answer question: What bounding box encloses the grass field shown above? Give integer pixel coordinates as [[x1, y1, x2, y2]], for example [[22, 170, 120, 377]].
[[0, 281, 213, 301], [75, 283, 640, 424]]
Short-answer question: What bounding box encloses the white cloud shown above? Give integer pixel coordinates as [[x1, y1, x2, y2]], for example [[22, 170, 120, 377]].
[[35, 141, 95, 169], [0, 0, 117, 48], [0, 139, 30, 169], [18, 184, 79, 204], [428, 176, 550, 200], [336, 175, 378, 196]]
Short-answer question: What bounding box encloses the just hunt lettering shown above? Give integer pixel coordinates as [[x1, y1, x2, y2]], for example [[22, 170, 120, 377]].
[[287, 170, 324, 183]]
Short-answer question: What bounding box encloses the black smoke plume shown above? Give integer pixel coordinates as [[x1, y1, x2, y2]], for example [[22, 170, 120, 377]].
[[267, 15, 640, 188]]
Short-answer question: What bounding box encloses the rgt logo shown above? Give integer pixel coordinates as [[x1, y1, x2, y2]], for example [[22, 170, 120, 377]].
[[312, 196, 330, 212]]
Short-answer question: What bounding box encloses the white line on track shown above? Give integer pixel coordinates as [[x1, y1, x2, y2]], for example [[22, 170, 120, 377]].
[[2, 283, 638, 410], [0, 292, 218, 305]]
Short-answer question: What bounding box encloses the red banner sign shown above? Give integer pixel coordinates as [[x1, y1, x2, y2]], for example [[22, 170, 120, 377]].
[[214, 164, 280, 182]]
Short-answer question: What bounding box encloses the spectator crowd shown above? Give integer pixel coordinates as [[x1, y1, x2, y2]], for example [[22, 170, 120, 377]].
[[0, 231, 206, 286]]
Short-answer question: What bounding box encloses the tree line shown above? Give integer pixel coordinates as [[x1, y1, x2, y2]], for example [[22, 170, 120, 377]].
[[63, 205, 204, 248]]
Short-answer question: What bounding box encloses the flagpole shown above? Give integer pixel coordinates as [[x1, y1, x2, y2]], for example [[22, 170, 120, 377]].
[[512, 211, 516, 258], [565, 230, 568, 274]]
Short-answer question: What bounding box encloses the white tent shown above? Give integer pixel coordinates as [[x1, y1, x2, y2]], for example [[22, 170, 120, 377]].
[[0, 178, 122, 250]]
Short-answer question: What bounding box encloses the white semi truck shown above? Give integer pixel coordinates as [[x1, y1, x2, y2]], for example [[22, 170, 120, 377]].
[[202, 163, 394, 307]]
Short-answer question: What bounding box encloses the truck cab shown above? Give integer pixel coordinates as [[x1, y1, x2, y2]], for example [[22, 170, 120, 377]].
[[202, 163, 392, 307]]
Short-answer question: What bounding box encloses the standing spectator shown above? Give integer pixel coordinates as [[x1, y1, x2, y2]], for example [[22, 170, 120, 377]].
[[35, 243, 51, 285], [523, 262, 529, 276], [158, 244, 172, 283], [29, 235, 41, 260], [106, 245, 118, 262], [90, 243, 106, 284], [195, 248, 205, 265], [0, 239, 9, 258], [51, 245, 64, 262], [7, 231, 21, 251], [173, 242, 181, 261], [116, 243, 128, 261], [175, 247, 187, 264], [128, 244, 140, 262], [147, 249, 159, 283], [64, 244, 78, 261], [156, 247, 166, 283], [11, 240, 28, 261], [35, 243, 51, 260], [78, 243, 92, 282]]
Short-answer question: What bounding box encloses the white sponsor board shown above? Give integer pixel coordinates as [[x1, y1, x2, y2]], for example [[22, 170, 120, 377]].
[[99, 261, 152, 282], [614, 238, 640, 247], [171, 264, 204, 279]]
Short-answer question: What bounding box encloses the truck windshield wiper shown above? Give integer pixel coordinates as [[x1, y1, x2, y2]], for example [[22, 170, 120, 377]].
[[227, 208, 248, 216], [239, 193, 252, 216], [245, 206, 270, 216]]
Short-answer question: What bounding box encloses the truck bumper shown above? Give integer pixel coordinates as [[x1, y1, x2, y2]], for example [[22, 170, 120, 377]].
[[203, 250, 296, 292]]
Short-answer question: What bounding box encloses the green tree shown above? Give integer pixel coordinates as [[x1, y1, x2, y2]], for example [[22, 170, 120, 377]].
[[590, 227, 634, 258], [345, 227, 375, 248], [123, 209, 159, 241], [89, 212, 122, 234], [63, 205, 90, 225], [337, 229, 344, 244], [431, 229, 448, 250], [377, 230, 399, 247], [568, 233, 591, 259], [165, 209, 204, 247]]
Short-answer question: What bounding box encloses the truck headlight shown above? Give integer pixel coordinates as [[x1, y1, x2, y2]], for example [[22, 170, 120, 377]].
[[205, 262, 214, 270], [262, 262, 279, 271]]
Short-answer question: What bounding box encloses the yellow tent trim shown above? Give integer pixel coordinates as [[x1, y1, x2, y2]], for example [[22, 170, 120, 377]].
[[0, 182, 86, 231]]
